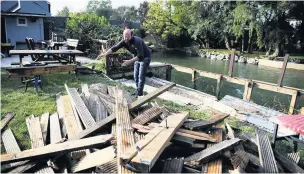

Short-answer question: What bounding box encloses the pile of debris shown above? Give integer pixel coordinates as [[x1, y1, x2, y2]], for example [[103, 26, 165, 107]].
[[1, 82, 303, 173]]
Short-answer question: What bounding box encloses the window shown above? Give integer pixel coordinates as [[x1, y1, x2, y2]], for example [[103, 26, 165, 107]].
[[17, 17, 27, 26]]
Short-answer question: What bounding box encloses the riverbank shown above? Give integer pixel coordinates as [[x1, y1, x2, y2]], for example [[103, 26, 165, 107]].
[[197, 50, 304, 71], [259, 59, 304, 71]]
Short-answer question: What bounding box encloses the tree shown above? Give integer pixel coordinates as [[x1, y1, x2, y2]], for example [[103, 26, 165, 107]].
[[66, 13, 109, 57], [111, 6, 139, 22], [86, 0, 112, 20], [138, 1, 149, 25], [57, 6, 70, 17]]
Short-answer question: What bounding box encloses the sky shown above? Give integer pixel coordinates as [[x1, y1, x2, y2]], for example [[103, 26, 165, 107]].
[[49, 0, 146, 15]]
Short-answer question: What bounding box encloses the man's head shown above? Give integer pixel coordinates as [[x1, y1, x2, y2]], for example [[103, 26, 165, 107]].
[[123, 29, 132, 43]]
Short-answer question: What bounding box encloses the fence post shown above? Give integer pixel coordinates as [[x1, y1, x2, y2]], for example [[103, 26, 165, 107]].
[[228, 49, 236, 77], [192, 69, 197, 89], [277, 54, 289, 87], [166, 65, 172, 81], [216, 75, 222, 100], [289, 91, 298, 114]]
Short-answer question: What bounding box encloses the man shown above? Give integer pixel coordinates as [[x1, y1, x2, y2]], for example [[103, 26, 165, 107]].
[[99, 29, 151, 97]]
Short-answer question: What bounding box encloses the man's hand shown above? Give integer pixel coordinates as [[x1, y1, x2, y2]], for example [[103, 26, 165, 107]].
[[122, 60, 132, 67], [96, 53, 105, 60]]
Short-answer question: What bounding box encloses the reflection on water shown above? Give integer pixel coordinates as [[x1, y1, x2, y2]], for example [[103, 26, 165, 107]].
[[151, 51, 304, 113]]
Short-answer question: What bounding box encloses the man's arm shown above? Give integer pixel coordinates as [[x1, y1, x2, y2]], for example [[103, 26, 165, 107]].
[[97, 40, 124, 59]]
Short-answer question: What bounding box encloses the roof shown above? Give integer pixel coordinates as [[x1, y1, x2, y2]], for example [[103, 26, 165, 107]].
[[271, 115, 304, 134], [1, 12, 48, 17]]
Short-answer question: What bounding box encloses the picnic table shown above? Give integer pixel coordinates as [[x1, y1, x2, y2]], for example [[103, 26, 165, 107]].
[[9, 49, 83, 65], [8, 49, 83, 93]]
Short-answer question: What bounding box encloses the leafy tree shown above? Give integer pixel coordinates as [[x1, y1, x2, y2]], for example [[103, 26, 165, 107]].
[[111, 6, 139, 22], [56, 6, 70, 17], [66, 13, 109, 57]]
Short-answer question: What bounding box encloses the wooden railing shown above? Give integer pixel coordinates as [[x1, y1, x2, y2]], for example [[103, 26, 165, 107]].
[[166, 49, 303, 114]]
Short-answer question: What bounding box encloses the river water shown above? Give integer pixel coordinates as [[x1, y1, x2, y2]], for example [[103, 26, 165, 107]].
[[151, 51, 304, 113]]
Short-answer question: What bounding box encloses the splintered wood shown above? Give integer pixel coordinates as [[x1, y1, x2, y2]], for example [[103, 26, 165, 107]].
[[130, 112, 189, 172], [115, 87, 135, 174], [202, 128, 223, 174]]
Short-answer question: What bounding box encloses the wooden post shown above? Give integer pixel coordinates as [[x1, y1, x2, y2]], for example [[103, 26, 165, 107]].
[[166, 65, 172, 81], [216, 75, 222, 100], [289, 91, 298, 114], [246, 81, 253, 101], [192, 69, 197, 89], [243, 81, 250, 100], [277, 54, 289, 87], [228, 49, 236, 77]]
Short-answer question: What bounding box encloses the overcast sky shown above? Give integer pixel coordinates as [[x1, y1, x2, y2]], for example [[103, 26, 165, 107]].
[[49, 0, 146, 15]]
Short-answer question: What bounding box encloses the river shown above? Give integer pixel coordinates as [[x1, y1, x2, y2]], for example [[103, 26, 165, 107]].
[[151, 51, 304, 113]]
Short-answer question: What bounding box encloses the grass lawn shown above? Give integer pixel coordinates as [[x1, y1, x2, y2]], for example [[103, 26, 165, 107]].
[[0, 69, 210, 151]]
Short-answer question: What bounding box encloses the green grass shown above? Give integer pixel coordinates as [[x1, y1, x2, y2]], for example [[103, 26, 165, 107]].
[[1, 68, 210, 151], [290, 55, 304, 59], [1, 70, 117, 150]]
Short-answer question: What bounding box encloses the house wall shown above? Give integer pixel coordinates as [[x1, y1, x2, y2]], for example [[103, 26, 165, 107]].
[[5, 16, 44, 47]]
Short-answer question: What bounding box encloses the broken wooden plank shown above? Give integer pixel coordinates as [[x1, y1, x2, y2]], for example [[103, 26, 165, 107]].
[[96, 159, 117, 173], [68, 114, 115, 141], [7, 65, 76, 77], [50, 113, 62, 144], [60, 95, 81, 138], [177, 129, 217, 142], [112, 123, 116, 135], [131, 106, 163, 125], [129, 83, 176, 111], [202, 128, 223, 174], [56, 93, 67, 138], [115, 87, 136, 174], [161, 158, 184, 173], [226, 123, 235, 139], [183, 113, 229, 130], [88, 94, 108, 122], [179, 129, 215, 140], [107, 86, 116, 98], [72, 146, 116, 172], [8, 161, 37, 173], [1, 128, 23, 167], [184, 138, 242, 166], [0, 112, 14, 132], [65, 84, 96, 128], [274, 150, 304, 173], [26, 115, 45, 148], [90, 89, 115, 114], [121, 126, 165, 163], [256, 128, 278, 173], [39, 113, 50, 145], [231, 150, 249, 172], [130, 112, 189, 172], [89, 83, 108, 94], [34, 165, 55, 174], [122, 88, 133, 104], [1, 134, 113, 164], [26, 115, 54, 173], [183, 166, 201, 173]]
